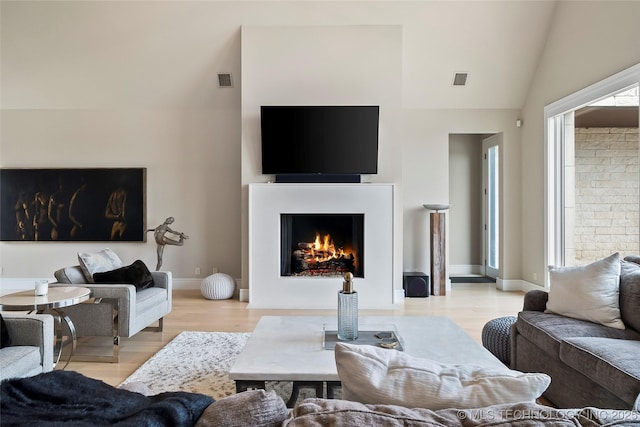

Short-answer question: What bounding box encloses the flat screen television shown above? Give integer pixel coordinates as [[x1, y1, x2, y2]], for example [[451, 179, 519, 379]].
[[260, 106, 379, 178]]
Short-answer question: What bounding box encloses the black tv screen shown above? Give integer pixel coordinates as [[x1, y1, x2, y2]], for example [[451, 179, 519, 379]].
[[261, 105, 379, 175]]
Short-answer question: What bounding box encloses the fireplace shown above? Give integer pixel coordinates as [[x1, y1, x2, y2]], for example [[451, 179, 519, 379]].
[[281, 214, 364, 277], [248, 183, 395, 309]]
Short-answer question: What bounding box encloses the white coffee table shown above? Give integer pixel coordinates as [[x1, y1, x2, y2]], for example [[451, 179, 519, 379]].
[[229, 315, 506, 406]]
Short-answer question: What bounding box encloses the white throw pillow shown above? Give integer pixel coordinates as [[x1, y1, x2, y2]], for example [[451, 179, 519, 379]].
[[77, 248, 123, 283], [546, 252, 624, 329], [334, 342, 551, 410]]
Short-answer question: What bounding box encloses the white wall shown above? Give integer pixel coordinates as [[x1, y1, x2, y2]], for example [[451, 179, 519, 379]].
[[3, 1, 636, 294], [520, 0, 640, 286], [240, 25, 403, 296], [0, 1, 245, 285], [402, 110, 521, 281]]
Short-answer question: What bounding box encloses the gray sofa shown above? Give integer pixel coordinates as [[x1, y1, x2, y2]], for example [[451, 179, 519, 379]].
[[52, 265, 172, 362], [5, 371, 640, 426], [0, 313, 54, 380], [197, 391, 640, 426], [511, 256, 640, 410]]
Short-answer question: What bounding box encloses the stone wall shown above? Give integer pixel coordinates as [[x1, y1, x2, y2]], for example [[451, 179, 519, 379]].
[[574, 127, 639, 263]]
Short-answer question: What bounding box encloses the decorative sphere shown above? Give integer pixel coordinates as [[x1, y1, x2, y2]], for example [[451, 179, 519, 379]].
[[201, 273, 236, 300]]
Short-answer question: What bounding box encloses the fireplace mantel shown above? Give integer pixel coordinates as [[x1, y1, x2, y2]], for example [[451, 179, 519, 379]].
[[248, 183, 394, 309]]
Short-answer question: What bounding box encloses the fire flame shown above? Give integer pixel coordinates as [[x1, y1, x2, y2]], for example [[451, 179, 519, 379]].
[[310, 233, 352, 264]]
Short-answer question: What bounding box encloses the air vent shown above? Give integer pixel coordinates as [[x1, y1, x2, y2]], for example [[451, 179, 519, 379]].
[[217, 73, 233, 88], [452, 72, 468, 87]]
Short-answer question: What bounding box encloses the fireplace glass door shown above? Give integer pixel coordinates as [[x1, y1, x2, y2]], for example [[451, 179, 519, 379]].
[[281, 214, 364, 277]]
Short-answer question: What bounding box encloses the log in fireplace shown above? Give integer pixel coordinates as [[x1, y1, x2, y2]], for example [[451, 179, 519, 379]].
[[280, 214, 364, 277]]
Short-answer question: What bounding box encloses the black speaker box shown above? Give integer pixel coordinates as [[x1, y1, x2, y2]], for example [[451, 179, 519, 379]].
[[275, 174, 361, 183], [403, 272, 429, 297]]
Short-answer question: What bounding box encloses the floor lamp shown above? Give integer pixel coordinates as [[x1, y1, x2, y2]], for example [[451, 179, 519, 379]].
[[423, 204, 449, 296]]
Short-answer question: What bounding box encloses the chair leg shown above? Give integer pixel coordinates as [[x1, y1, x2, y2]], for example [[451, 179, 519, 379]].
[[143, 317, 163, 332]]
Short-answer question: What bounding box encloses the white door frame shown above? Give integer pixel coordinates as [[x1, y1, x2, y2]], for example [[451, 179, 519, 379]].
[[483, 134, 501, 279]]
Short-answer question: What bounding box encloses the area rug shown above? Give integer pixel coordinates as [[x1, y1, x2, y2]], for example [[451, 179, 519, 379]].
[[119, 331, 251, 399], [119, 331, 308, 402]]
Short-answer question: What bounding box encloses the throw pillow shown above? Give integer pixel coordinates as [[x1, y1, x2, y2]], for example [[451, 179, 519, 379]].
[[0, 314, 11, 348], [546, 252, 624, 329], [334, 342, 551, 410], [93, 260, 155, 291], [619, 260, 640, 332], [194, 389, 288, 427], [77, 248, 123, 283]]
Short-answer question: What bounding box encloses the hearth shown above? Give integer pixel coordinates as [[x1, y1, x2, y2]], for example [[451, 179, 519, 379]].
[[281, 214, 364, 277], [248, 183, 395, 309]]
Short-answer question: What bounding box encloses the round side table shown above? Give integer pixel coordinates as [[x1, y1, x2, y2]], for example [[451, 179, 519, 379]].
[[0, 286, 91, 369]]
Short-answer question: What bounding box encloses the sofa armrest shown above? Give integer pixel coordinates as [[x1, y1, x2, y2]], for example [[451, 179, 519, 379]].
[[2, 313, 54, 372], [150, 271, 171, 291], [50, 283, 135, 336], [522, 290, 548, 312]]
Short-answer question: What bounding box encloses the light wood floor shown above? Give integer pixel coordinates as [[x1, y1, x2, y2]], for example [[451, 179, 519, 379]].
[[66, 283, 525, 387]]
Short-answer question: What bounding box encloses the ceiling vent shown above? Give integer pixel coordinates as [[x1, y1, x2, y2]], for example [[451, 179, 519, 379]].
[[452, 72, 468, 87], [218, 73, 233, 88]]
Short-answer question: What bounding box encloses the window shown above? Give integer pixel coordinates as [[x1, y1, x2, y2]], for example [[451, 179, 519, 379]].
[[545, 64, 640, 286]]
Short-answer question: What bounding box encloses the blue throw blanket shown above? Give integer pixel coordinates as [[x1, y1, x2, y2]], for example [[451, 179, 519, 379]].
[[1, 370, 214, 426]]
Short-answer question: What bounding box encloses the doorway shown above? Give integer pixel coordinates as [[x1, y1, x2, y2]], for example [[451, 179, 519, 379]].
[[448, 133, 501, 282]]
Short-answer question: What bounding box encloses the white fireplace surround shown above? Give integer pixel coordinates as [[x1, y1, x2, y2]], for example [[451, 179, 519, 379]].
[[248, 183, 394, 309]]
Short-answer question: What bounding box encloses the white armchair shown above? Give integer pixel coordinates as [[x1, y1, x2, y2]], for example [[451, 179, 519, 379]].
[[0, 313, 54, 380], [52, 265, 172, 362]]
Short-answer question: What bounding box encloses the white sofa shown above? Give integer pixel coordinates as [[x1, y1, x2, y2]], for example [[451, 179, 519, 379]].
[[0, 313, 54, 380]]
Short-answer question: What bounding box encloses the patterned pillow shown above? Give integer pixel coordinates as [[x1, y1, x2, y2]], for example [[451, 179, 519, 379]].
[[334, 342, 550, 410], [77, 249, 123, 283]]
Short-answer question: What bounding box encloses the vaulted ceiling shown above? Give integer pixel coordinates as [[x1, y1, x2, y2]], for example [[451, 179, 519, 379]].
[[396, 0, 558, 109], [1, 0, 563, 110]]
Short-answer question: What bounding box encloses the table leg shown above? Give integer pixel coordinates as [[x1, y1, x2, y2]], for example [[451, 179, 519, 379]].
[[287, 381, 324, 408], [235, 380, 328, 408], [49, 310, 63, 366], [37, 308, 77, 370], [326, 381, 342, 399]]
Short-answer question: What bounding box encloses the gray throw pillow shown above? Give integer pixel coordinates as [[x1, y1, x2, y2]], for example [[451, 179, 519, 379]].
[[194, 389, 288, 427], [620, 259, 640, 332]]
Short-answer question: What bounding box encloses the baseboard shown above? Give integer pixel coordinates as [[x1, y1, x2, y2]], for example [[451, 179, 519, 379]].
[[521, 280, 547, 292], [393, 289, 406, 305], [496, 278, 522, 291], [239, 288, 249, 302], [172, 278, 201, 290], [495, 278, 546, 292]]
